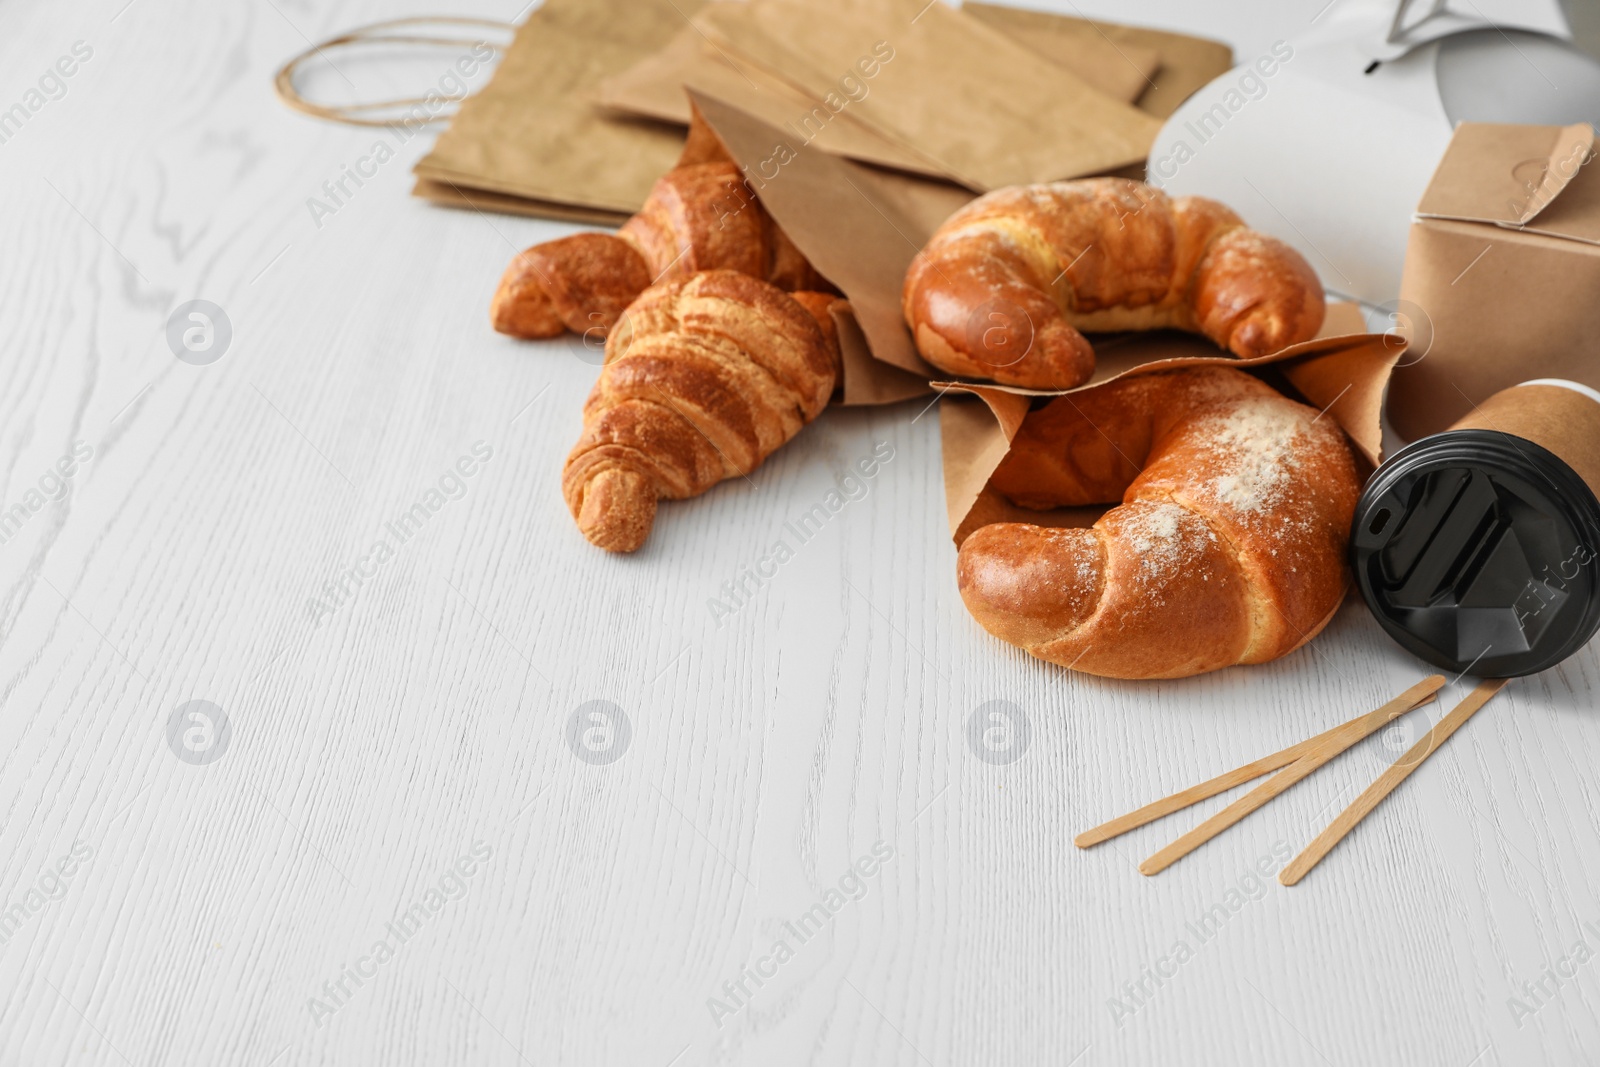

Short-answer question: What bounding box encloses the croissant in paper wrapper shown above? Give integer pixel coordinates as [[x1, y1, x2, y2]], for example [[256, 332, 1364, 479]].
[[958, 367, 1361, 679], [903, 178, 1326, 390]]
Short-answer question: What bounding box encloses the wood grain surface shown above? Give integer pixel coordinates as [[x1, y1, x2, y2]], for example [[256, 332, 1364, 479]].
[[2, 1, 1599, 1064]]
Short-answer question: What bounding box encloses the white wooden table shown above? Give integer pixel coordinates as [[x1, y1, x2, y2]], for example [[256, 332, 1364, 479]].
[[3, 1, 1599, 1064]]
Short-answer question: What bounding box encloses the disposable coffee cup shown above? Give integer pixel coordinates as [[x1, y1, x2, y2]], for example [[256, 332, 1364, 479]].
[[1351, 380, 1600, 677]]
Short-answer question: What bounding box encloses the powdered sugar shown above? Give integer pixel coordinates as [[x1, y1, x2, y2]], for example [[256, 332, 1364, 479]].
[[1118, 501, 1220, 607], [1198, 399, 1307, 514], [1128, 505, 1182, 555]]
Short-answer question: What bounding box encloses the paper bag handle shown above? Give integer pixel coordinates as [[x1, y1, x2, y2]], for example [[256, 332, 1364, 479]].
[[273, 16, 513, 128]]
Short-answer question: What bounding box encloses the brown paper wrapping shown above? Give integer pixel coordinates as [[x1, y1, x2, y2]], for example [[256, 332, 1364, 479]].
[[959, 3, 1160, 105], [1447, 383, 1600, 498], [412, 0, 1231, 222], [693, 0, 1163, 191], [594, 22, 942, 177], [832, 303, 932, 406], [593, 2, 1163, 154], [934, 305, 1405, 545], [1057, 18, 1234, 120], [412, 0, 698, 219], [410, 178, 629, 226], [1389, 122, 1600, 440]]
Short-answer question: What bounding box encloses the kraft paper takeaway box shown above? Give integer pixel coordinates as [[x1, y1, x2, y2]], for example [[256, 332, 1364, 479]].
[[1388, 122, 1600, 442]]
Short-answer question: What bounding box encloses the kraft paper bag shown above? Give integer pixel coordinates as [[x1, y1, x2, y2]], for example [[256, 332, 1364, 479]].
[[597, 3, 1226, 132], [694, 0, 1165, 191], [833, 304, 931, 406], [411, 178, 633, 225], [594, 21, 944, 178], [414, 0, 1230, 220], [935, 307, 1404, 545], [1388, 121, 1600, 441], [960, 3, 1160, 105], [594, 3, 1163, 176], [1040, 14, 1234, 120], [412, 0, 701, 220]]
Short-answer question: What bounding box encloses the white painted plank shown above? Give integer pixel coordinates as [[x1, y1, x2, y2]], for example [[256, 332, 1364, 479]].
[[1, 1, 1598, 1065]]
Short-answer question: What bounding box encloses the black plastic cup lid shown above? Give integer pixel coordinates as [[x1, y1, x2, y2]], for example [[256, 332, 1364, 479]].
[[1351, 429, 1600, 677]]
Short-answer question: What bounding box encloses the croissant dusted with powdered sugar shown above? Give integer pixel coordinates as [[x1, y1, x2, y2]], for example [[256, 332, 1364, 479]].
[[958, 367, 1359, 678], [492, 160, 829, 341], [563, 271, 842, 552], [903, 178, 1325, 389]]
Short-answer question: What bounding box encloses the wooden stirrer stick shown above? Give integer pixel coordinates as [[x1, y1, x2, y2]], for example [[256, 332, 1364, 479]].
[[1138, 675, 1447, 876], [1075, 687, 1439, 849], [1278, 676, 1509, 886]]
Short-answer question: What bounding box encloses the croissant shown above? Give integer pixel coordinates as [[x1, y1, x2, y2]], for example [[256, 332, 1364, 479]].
[[903, 178, 1325, 389], [492, 161, 829, 341], [958, 367, 1359, 678], [563, 271, 842, 552]]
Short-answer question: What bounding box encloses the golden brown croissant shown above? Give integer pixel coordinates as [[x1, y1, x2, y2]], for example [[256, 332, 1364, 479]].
[[958, 367, 1359, 678], [563, 271, 841, 552], [903, 179, 1325, 389], [492, 161, 829, 341]]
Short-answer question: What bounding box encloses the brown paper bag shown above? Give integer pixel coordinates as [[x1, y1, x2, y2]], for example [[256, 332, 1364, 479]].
[[594, 3, 1161, 161], [833, 304, 931, 406], [594, 22, 946, 178], [413, 0, 1230, 221], [1032, 14, 1234, 119], [411, 177, 632, 226], [961, 3, 1160, 105], [597, 3, 1225, 131], [412, 0, 699, 218], [695, 0, 1165, 190], [935, 306, 1404, 545]]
